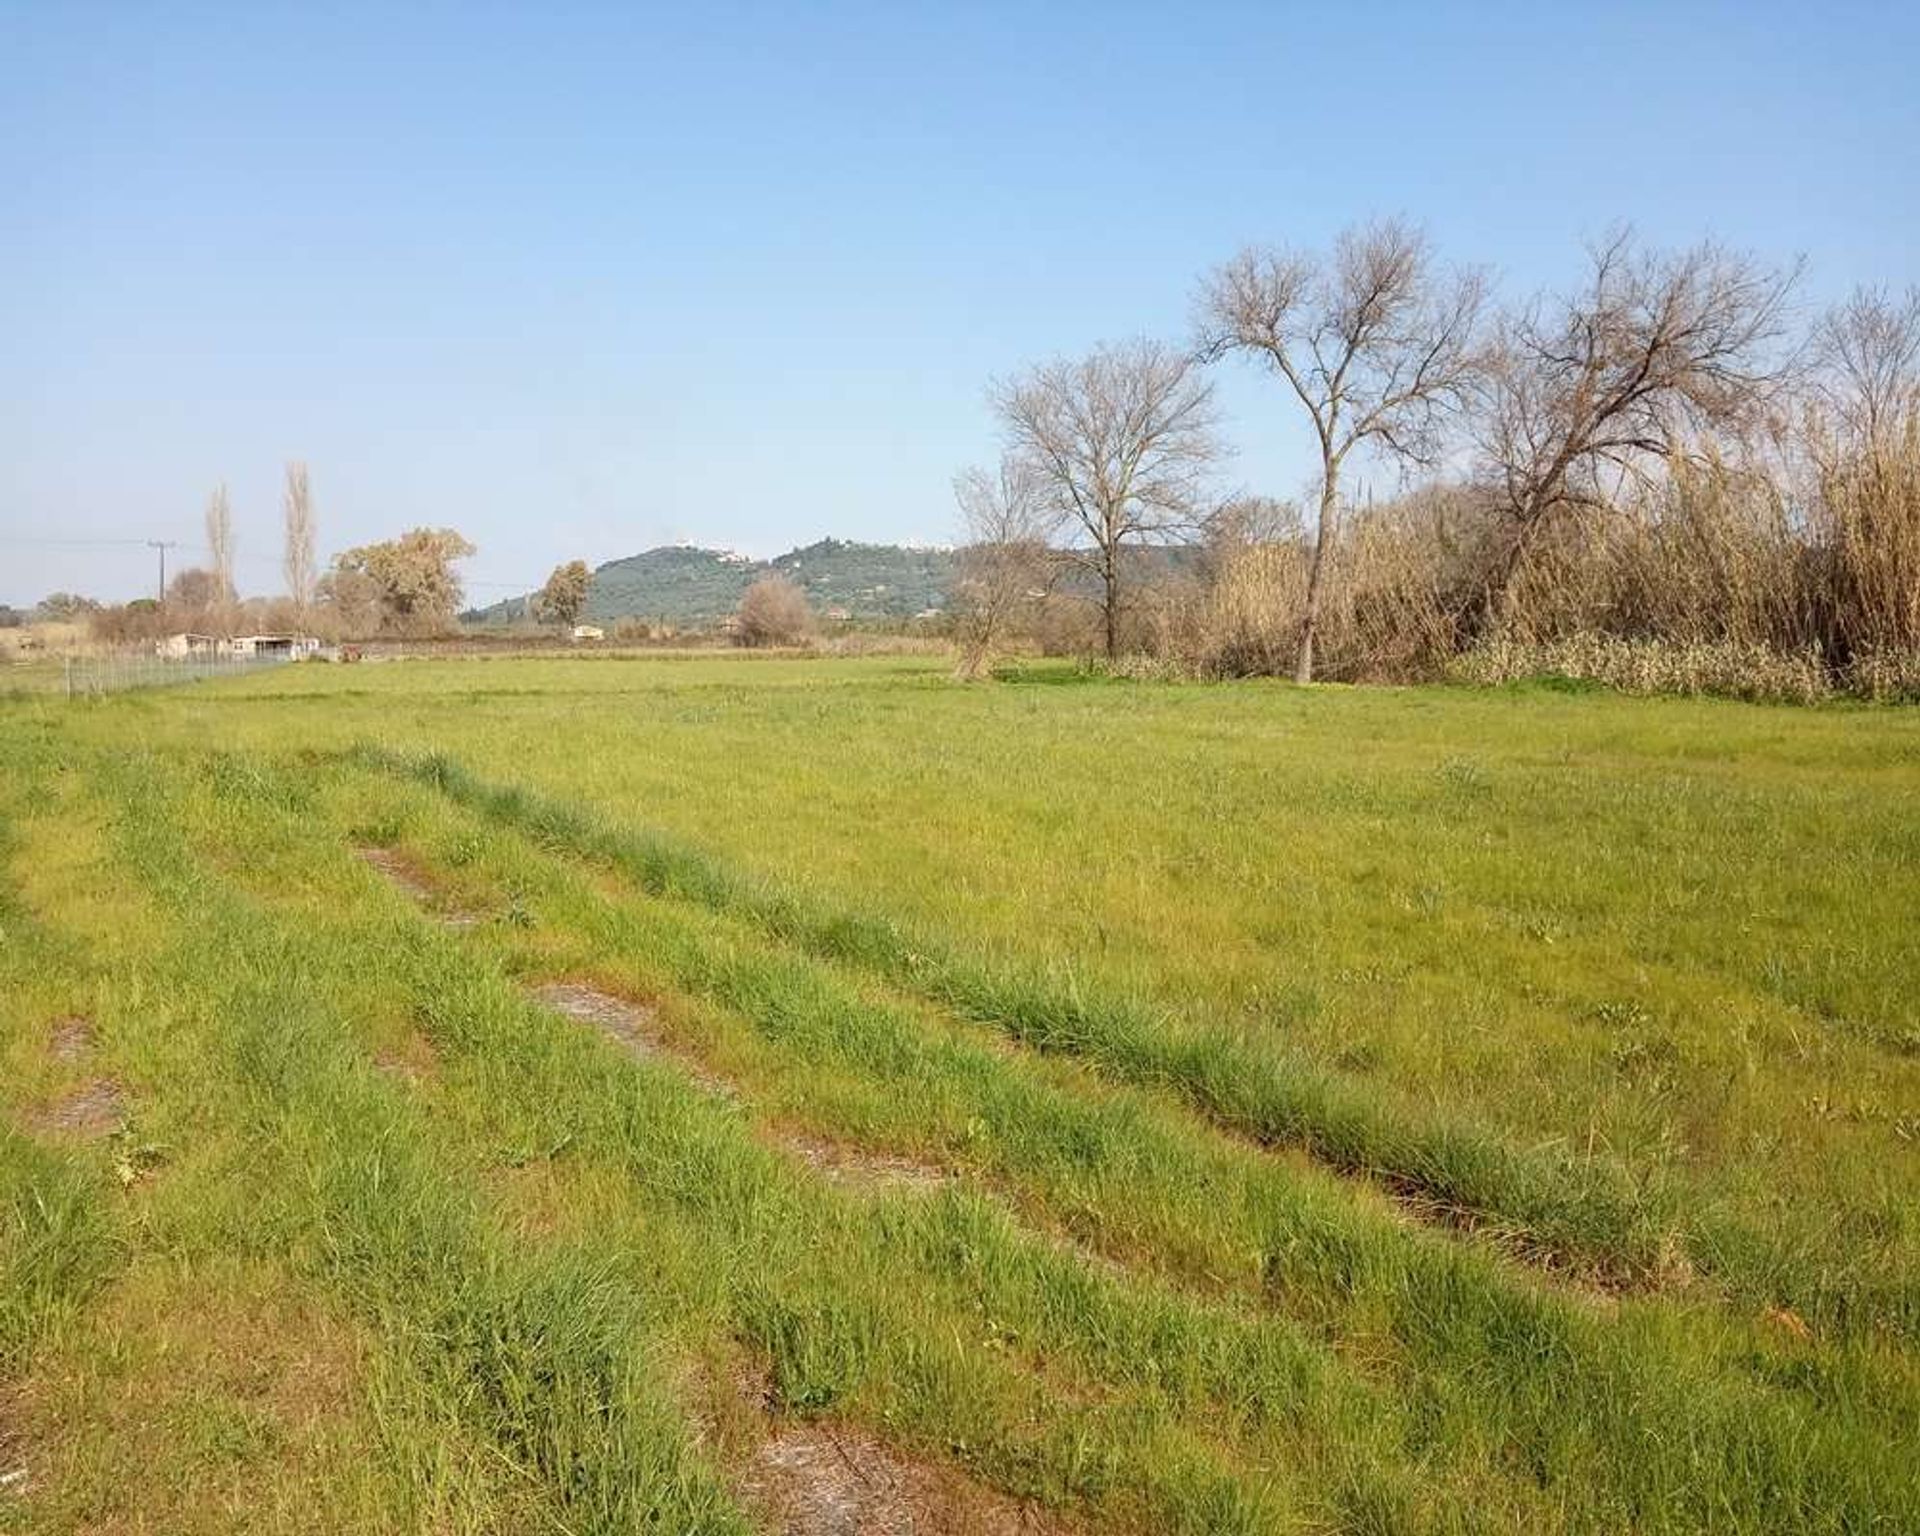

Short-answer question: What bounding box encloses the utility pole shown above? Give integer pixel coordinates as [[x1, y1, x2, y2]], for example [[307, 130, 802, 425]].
[[147, 540, 178, 607]]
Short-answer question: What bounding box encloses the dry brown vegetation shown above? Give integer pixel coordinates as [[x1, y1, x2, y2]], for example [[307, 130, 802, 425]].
[[961, 234, 1920, 699], [733, 574, 817, 648]]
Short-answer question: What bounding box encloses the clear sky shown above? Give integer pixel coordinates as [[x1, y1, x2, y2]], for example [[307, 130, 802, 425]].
[[4, 1, 1917, 606]]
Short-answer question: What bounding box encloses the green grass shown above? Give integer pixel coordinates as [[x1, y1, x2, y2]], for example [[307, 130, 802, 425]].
[[1, 654, 1915, 1531], [0, 659, 67, 698]]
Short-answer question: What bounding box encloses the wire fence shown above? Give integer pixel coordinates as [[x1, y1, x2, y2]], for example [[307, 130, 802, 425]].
[[1, 649, 296, 698]]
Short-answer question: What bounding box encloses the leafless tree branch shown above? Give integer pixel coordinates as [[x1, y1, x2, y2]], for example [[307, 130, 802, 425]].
[[1471, 232, 1801, 627], [1197, 218, 1486, 679], [991, 338, 1222, 659]]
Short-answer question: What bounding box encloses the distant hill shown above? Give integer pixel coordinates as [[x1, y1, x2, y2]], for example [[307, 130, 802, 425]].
[[468, 539, 957, 626]]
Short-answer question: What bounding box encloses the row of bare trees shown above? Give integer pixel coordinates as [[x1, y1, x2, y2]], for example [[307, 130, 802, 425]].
[[957, 222, 1918, 690], [84, 463, 318, 641], [188, 463, 317, 624], [87, 462, 485, 643]]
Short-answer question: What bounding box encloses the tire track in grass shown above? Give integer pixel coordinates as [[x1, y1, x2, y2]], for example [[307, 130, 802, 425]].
[[352, 844, 483, 929], [526, 979, 954, 1193], [18, 1016, 124, 1145], [526, 979, 739, 1099], [361, 744, 1920, 1342], [24, 1079, 125, 1141], [47, 1017, 94, 1062], [525, 978, 955, 1190], [315, 785, 1585, 1533], [83, 755, 755, 1536], [360, 825, 1332, 1288], [0, 826, 126, 1510], [166, 749, 1352, 1533], [359, 752, 1667, 1270], [0, 736, 564, 1531], [348, 759, 1680, 1316], [0, 845, 125, 1386], [326, 758, 1920, 1533], [361, 834, 1541, 1303], [355, 862, 1206, 1237], [352, 850, 959, 1194], [381, 754, 1635, 1297], [740, 1415, 1079, 1536]]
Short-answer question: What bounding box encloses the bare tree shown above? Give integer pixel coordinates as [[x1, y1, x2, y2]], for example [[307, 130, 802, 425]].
[[950, 454, 1056, 678], [1473, 233, 1799, 627], [166, 567, 225, 621], [315, 564, 382, 639], [992, 339, 1221, 659], [283, 461, 317, 616], [733, 575, 814, 647], [1198, 219, 1486, 681], [205, 482, 235, 630], [1816, 285, 1920, 447]]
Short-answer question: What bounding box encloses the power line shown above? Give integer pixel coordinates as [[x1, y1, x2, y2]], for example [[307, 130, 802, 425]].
[[3, 531, 538, 600], [0, 535, 178, 548]]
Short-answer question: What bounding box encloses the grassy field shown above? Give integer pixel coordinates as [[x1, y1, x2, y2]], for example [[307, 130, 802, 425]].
[[2, 653, 1915, 1533]]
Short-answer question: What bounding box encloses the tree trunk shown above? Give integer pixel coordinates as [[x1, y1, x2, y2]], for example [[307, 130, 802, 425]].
[[1470, 507, 1544, 640], [1102, 545, 1120, 659], [1294, 476, 1338, 683]]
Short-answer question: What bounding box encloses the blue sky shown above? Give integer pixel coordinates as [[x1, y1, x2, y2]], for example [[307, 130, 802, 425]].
[[4, 1, 1917, 606]]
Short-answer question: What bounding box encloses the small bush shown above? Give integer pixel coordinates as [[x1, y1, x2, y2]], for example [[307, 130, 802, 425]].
[[732, 576, 814, 648]]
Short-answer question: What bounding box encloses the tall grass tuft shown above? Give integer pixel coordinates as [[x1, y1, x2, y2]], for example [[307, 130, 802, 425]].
[[1450, 634, 1834, 703], [0, 1130, 120, 1372]]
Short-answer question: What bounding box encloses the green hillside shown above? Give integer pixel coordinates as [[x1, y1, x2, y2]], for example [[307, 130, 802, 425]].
[[470, 540, 956, 626], [768, 538, 957, 617]]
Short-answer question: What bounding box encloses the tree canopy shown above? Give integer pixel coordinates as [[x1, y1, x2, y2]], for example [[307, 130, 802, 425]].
[[533, 560, 592, 628], [328, 528, 476, 632]]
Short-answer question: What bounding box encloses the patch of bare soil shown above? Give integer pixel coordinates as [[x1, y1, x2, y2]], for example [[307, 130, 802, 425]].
[[483, 1159, 578, 1242], [31, 1079, 125, 1139], [526, 981, 734, 1095], [1367, 1172, 1638, 1304], [372, 1032, 440, 1082], [708, 1360, 1076, 1536], [352, 845, 481, 929], [1201, 1112, 1636, 1303], [0, 1387, 27, 1502], [47, 1016, 95, 1062], [775, 1128, 951, 1194], [0, 1262, 374, 1529], [741, 1420, 1070, 1536]]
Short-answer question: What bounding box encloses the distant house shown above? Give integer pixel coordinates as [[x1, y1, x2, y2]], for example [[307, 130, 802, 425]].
[[570, 624, 605, 642], [156, 632, 218, 658], [231, 634, 321, 659]]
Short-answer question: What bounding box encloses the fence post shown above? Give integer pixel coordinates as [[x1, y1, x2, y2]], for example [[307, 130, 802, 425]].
[[64, 653, 72, 700]]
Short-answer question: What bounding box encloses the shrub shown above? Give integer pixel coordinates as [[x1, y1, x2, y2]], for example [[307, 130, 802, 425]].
[[732, 576, 814, 648]]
